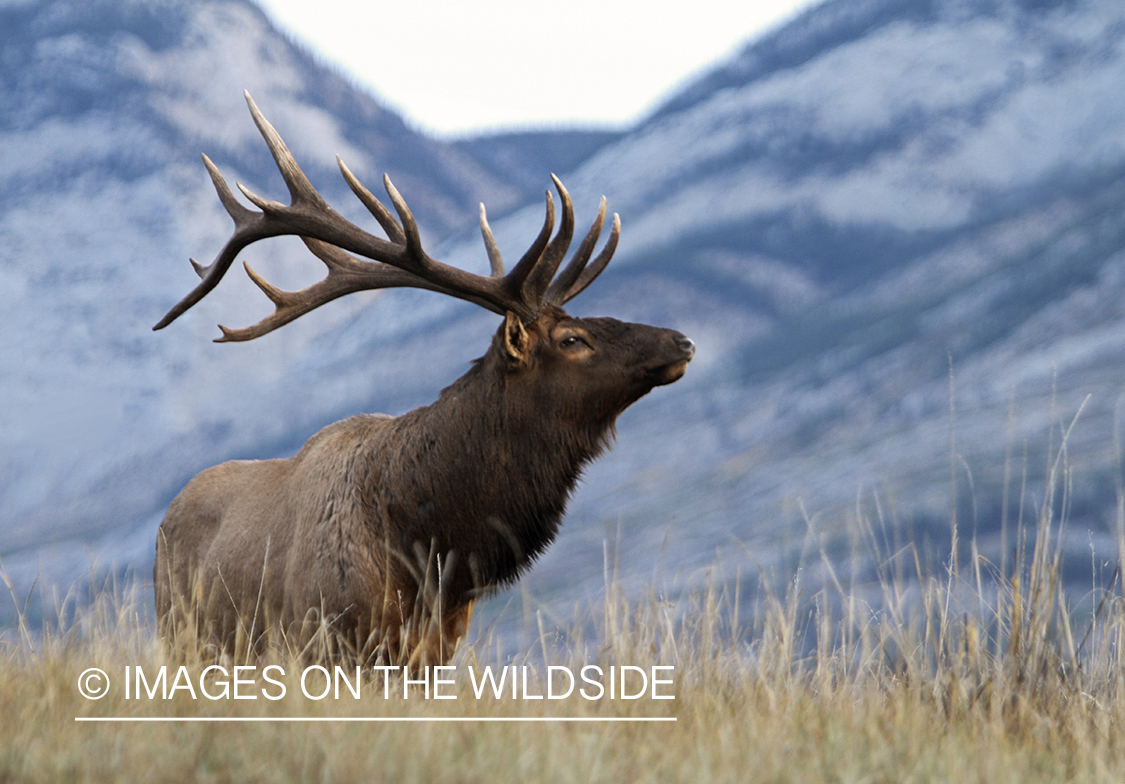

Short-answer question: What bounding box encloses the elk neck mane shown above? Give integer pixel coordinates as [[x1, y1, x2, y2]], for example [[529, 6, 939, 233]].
[[312, 321, 618, 600]]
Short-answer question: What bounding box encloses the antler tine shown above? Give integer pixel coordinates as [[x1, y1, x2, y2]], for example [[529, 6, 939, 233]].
[[200, 154, 254, 248], [338, 156, 405, 245], [151, 154, 266, 330], [546, 195, 606, 305], [501, 189, 555, 302], [215, 262, 372, 343], [557, 212, 620, 306], [381, 174, 432, 277], [523, 174, 575, 306], [245, 91, 329, 210], [479, 204, 505, 277]]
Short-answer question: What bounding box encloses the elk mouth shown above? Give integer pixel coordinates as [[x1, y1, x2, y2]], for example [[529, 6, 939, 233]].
[[646, 336, 695, 386], [649, 359, 690, 386]]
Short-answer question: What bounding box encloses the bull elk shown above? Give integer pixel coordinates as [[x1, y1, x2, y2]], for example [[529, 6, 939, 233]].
[[153, 92, 694, 665]]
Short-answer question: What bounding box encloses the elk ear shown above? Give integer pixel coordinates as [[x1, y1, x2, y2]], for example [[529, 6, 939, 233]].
[[502, 311, 532, 366]]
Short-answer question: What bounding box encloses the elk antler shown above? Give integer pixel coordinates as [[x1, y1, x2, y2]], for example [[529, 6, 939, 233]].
[[153, 91, 620, 342]]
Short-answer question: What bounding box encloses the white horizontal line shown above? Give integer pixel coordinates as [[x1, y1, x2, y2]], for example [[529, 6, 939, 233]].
[[75, 716, 676, 723]]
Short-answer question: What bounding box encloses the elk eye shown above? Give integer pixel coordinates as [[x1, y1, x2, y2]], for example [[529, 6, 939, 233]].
[[560, 335, 587, 349]]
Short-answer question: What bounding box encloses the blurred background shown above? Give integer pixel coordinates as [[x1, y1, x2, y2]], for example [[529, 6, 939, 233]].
[[3, 0, 1125, 641]]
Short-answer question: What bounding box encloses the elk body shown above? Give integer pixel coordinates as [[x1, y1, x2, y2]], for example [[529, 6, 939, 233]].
[[153, 93, 694, 664]]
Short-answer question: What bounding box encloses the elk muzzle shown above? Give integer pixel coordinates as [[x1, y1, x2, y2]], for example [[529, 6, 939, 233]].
[[647, 332, 695, 386]]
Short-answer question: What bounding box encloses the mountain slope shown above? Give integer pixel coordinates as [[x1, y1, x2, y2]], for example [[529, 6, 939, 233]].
[[452, 128, 625, 203], [455, 0, 1125, 615], [0, 0, 532, 604], [6, 0, 1125, 634]]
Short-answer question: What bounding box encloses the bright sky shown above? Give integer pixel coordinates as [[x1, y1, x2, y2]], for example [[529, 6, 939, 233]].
[[254, 0, 823, 137]]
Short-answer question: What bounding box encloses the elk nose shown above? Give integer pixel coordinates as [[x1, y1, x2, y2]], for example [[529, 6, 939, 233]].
[[674, 334, 696, 359]]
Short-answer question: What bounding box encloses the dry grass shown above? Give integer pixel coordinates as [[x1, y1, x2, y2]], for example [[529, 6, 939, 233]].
[[5, 423, 1125, 782], [3, 519, 1125, 784]]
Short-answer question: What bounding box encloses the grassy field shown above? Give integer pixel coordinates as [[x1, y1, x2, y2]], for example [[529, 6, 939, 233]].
[[5, 416, 1125, 784], [3, 509, 1125, 784]]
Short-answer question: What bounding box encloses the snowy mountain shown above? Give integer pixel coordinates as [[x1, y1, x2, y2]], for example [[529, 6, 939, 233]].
[[5, 0, 1125, 631], [452, 129, 626, 200], [538, 0, 1125, 593], [0, 0, 531, 614], [447, 0, 1125, 615]]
